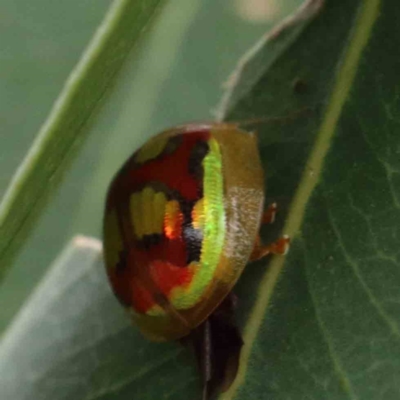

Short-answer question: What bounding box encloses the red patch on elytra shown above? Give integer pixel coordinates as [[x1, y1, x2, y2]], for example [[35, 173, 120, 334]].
[[106, 129, 210, 314], [134, 259, 194, 313], [113, 130, 210, 202], [108, 245, 195, 313]]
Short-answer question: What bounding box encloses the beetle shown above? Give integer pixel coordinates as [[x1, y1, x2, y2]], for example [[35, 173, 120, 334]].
[[103, 122, 289, 399]]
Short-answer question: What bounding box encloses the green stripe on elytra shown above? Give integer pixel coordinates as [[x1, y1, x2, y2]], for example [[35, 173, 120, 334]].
[[171, 137, 225, 309]]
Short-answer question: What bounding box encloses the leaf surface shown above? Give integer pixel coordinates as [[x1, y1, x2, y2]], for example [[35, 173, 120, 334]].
[[220, 0, 400, 398], [0, 0, 166, 282], [2, 0, 399, 399]]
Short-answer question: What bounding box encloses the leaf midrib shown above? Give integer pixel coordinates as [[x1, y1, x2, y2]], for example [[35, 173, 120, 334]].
[[220, 0, 381, 398]]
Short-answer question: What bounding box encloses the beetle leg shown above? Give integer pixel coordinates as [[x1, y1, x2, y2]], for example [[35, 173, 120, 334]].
[[250, 234, 290, 261], [262, 202, 277, 225], [250, 202, 290, 261]]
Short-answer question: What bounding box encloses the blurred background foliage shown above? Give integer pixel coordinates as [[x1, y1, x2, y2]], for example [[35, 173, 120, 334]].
[[0, 0, 302, 334]]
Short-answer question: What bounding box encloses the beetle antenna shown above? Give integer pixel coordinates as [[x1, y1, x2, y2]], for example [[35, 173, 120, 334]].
[[225, 105, 315, 129]]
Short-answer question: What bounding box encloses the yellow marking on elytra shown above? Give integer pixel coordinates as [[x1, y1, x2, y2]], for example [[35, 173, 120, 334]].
[[176, 136, 225, 309], [220, 1, 381, 399], [130, 188, 168, 238], [135, 136, 169, 164], [153, 191, 167, 235], [142, 187, 154, 236], [192, 198, 205, 230], [130, 192, 142, 238], [145, 304, 165, 317], [161, 136, 225, 311], [170, 262, 200, 308]]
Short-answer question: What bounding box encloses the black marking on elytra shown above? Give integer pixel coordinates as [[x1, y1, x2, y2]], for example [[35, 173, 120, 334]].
[[146, 182, 204, 268], [184, 224, 203, 264], [164, 135, 183, 157], [114, 256, 131, 306], [188, 140, 209, 192], [139, 233, 163, 250], [180, 199, 203, 265], [126, 182, 205, 267]]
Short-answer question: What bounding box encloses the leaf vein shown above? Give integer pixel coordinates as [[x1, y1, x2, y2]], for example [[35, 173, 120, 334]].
[[303, 240, 359, 400], [325, 193, 400, 338]]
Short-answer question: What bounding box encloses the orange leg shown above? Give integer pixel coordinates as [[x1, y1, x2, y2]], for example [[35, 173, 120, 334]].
[[250, 203, 290, 262], [250, 235, 290, 261], [262, 202, 277, 225]]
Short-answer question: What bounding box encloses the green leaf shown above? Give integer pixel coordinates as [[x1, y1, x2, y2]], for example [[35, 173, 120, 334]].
[[219, 0, 400, 399], [2, 0, 398, 399], [0, 2, 323, 399], [0, 0, 166, 282]]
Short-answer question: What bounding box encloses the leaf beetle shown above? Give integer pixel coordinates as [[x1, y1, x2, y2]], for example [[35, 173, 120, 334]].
[[103, 122, 289, 399]]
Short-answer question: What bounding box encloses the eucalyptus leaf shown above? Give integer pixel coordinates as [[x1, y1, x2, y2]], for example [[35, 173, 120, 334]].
[[0, 0, 166, 283], [1, 0, 399, 399], [220, 0, 400, 399]]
